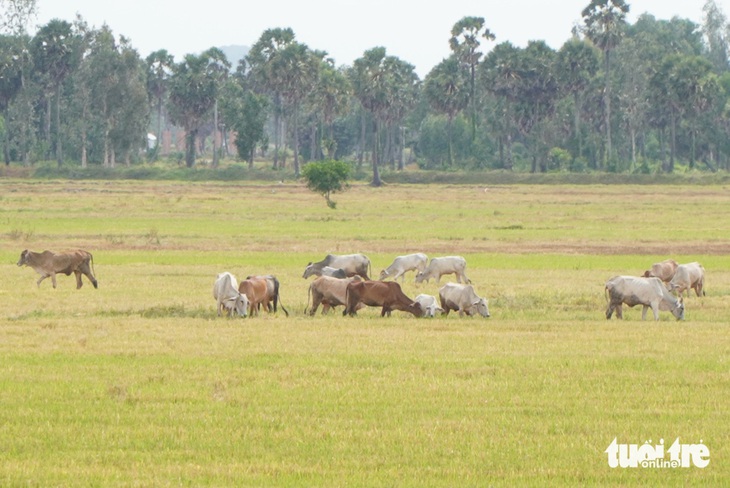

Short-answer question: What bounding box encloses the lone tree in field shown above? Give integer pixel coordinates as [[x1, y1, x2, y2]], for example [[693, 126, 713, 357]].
[[301, 160, 351, 209]]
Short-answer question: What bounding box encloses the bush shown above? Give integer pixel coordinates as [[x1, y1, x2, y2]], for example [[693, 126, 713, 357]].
[[301, 159, 351, 209]]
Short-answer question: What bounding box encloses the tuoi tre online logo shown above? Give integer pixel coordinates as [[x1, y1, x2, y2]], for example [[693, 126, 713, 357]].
[[606, 438, 709, 469]]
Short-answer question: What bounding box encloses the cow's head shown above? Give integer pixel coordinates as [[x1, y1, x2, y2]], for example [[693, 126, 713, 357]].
[[423, 303, 444, 318], [409, 301, 425, 318], [672, 297, 684, 320], [17, 249, 29, 266], [378, 269, 388, 280], [471, 298, 490, 318], [302, 262, 315, 279], [414, 272, 427, 284], [235, 293, 250, 317]]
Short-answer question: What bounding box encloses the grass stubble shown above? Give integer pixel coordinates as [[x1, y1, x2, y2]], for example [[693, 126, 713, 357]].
[[0, 179, 729, 486]]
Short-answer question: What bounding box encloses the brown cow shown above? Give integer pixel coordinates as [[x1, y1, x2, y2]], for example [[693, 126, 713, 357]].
[[238, 278, 270, 317], [246, 275, 289, 316], [343, 280, 423, 317], [305, 275, 364, 315], [17, 249, 98, 289], [642, 259, 678, 283]]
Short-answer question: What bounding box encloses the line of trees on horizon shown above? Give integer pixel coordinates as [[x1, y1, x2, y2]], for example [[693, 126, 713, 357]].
[[2, 0, 730, 184]]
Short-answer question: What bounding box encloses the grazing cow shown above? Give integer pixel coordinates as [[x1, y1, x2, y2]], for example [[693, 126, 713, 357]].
[[642, 259, 678, 283], [17, 249, 98, 289], [305, 275, 364, 315], [414, 294, 444, 318], [238, 278, 271, 317], [415, 256, 470, 284], [213, 272, 249, 317], [245, 275, 289, 316], [668, 262, 705, 298], [343, 280, 423, 317], [438, 283, 490, 318], [303, 253, 371, 280], [379, 253, 428, 282], [605, 275, 684, 321]]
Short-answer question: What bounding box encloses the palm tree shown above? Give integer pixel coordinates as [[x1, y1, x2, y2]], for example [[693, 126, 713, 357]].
[[449, 16, 495, 142], [168, 52, 219, 167], [424, 55, 470, 166], [351, 47, 418, 185], [246, 27, 295, 169], [582, 0, 630, 167]]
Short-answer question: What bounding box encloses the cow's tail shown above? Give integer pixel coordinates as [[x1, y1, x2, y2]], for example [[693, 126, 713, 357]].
[[343, 285, 352, 316], [89, 252, 98, 289], [304, 284, 312, 315], [276, 290, 290, 317]]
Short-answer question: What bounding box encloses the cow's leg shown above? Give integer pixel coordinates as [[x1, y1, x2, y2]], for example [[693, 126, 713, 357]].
[[50, 272, 57, 288], [650, 303, 660, 321], [36, 273, 49, 287], [641, 305, 649, 321], [605, 303, 614, 319], [74, 270, 84, 289]]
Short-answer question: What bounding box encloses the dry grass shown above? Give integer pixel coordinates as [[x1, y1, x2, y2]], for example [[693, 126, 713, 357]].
[[1, 179, 729, 486]]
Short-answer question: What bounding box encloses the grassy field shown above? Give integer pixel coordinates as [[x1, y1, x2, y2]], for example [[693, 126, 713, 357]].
[[1, 179, 729, 486]]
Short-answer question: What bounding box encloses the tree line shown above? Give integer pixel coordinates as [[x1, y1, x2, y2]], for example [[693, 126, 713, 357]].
[[2, 0, 730, 183]]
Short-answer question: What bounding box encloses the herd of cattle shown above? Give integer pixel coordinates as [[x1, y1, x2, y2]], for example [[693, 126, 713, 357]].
[[16, 250, 706, 321], [213, 253, 489, 319]]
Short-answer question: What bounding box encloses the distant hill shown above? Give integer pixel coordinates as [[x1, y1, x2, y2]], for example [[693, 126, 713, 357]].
[[218, 45, 249, 67]]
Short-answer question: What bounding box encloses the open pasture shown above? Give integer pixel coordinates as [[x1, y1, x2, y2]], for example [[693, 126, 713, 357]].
[[1, 179, 730, 486]]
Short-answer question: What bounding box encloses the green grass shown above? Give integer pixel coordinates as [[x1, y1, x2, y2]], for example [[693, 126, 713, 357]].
[[1, 179, 729, 486]]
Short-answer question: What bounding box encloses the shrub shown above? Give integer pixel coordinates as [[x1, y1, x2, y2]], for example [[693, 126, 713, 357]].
[[301, 159, 351, 209]]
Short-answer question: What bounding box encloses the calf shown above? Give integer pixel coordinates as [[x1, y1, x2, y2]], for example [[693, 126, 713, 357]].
[[414, 294, 444, 317], [668, 262, 705, 298], [415, 256, 470, 284], [379, 253, 428, 282]]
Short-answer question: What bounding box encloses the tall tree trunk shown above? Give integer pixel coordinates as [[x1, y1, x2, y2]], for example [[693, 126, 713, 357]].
[[55, 84, 62, 167], [3, 108, 9, 165], [292, 108, 300, 176], [371, 120, 382, 187], [186, 128, 197, 167], [447, 116, 454, 168], [574, 92, 583, 159], [358, 111, 366, 169], [273, 107, 280, 169], [669, 114, 676, 173], [212, 100, 219, 168], [604, 49, 612, 168], [45, 96, 51, 159]]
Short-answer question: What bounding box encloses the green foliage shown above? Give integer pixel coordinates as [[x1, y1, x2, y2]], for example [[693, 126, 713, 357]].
[[300, 159, 351, 208]]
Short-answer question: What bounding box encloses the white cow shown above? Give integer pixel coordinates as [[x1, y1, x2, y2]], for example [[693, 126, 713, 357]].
[[414, 294, 444, 317], [605, 275, 684, 321], [303, 253, 371, 280], [416, 256, 470, 284], [213, 272, 250, 317], [379, 253, 428, 282], [668, 262, 705, 298], [438, 283, 490, 317]]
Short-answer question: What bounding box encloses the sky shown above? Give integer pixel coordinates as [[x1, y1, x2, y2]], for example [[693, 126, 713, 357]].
[[32, 0, 727, 78]]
